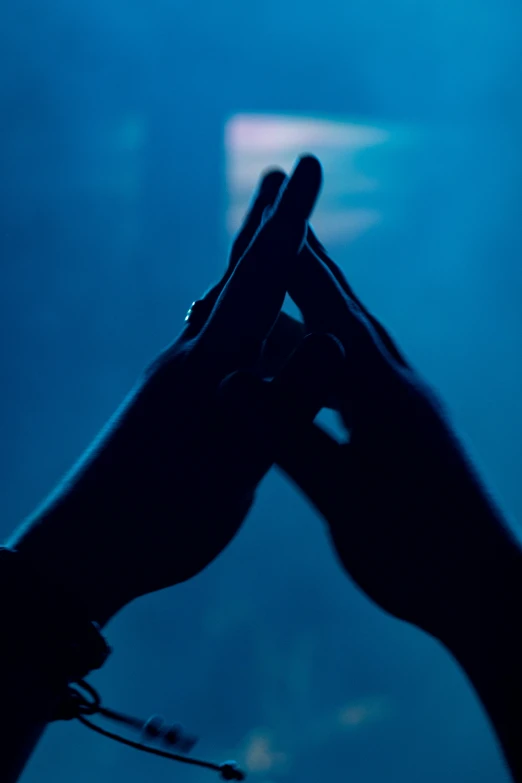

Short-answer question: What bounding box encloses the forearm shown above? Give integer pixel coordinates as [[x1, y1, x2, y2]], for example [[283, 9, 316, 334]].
[[0, 547, 112, 783], [0, 636, 66, 783], [445, 523, 522, 782]]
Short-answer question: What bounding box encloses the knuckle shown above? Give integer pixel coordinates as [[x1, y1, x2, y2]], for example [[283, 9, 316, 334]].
[[144, 341, 190, 383]]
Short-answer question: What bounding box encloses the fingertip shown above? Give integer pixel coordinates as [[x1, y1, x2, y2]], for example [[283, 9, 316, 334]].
[[293, 332, 345, 397], [228, 168, 287, 270], [297, 154, 323, 181], [278, 154, 323, 221], [260, 168, 287, 196], [295, 155, 323, 198], [301, 332, 345, 367]]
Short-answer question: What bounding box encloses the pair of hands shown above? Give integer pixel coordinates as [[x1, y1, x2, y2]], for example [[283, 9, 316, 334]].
[[10, 156, 509, 651]]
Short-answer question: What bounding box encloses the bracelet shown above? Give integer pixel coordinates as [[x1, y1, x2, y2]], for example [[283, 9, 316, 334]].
[[0, 547, 245, 780]]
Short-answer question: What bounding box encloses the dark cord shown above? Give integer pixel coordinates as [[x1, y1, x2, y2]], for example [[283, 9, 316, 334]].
[[59, 681, 245, 781], [77, 715, 222, 772]]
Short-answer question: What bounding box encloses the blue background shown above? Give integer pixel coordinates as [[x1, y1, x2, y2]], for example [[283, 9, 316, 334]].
[[2, 1, 522, 781]]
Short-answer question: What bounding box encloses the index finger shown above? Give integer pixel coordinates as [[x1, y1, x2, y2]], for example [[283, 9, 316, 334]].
[[306, 228, 409, 369], [183, 170, 288, 339], [198, 155, 323, 371], [289, 242, 392, 386]]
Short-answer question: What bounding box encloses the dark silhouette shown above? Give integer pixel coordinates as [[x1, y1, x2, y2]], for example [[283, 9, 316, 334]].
[[2, 156, 522, 783]]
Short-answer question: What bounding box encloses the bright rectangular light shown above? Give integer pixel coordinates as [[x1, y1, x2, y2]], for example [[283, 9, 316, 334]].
[[224, 113, 409, 246]]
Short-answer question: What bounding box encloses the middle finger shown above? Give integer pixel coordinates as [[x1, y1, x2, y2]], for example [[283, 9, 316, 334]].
[[197, 155, 323, 374]]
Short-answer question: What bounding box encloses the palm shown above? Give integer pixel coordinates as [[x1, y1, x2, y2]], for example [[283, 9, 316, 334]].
[[329, 371, 479, 635], [11, 158, 329, 625], [276, 229, 497, 642]]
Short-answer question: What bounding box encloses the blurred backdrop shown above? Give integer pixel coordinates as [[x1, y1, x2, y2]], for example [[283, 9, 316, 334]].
[[2, 1, 522, 781]]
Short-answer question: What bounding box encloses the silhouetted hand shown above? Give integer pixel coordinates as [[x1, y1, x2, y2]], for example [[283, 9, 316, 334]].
[[275, 219, 517, 649], [9, 156, 340, 626]]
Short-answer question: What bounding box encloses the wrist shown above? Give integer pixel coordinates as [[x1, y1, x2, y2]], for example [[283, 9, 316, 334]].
[[13, 541, 122, 629], [8, 504, 123, 628], [440, 507, 522, 661], [443, 527, 522, 782], [0, 547, 111, 680], [449, 534, 522, 666]]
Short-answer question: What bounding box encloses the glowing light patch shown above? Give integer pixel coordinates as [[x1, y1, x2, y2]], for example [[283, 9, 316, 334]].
[[226, 115, 390, 153], [225, 113, 394, 245], [244, 732, 288, 773], [338, 695, 392, 729]]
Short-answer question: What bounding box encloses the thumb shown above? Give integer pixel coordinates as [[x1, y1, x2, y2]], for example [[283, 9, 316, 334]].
[[228, 169, 287, 272], [274, 419, 345, 522], [216, 333, 344, 490]]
